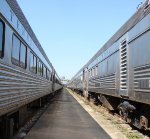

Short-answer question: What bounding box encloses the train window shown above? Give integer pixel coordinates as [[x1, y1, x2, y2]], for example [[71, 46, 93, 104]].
[[95, 65, 98, 75], [93, 67, 96, 76], [46, 69, 48, 80], [12, 35, 20, 66], [0, 20, 4, 58], [30, 52, 34, 72], [33, 56, 37, 73], [51, 75, 55, 82], [46, 69, 50, 80], [20, 43, 27, 68], [43, 66, 46, 78], [50, 72, 52, 81], [30, 52, 37, 74], [12, 35, 27, 68], [40, 63, 43, 76], [38, 61, 43, 76], [41, 63, 44, 76], [51, 73, 53, 81], [48, 70, 51, 80]]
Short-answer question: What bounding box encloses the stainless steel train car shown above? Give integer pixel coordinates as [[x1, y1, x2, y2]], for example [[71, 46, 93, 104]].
[[68, 1, 150, 130], [0, 0, 62, 138]]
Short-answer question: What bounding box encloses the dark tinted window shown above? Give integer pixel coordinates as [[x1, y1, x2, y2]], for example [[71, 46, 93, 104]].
[[51, 74, 54, 81], [38, 61, 43, 76], [12, 35, 27, 68], [12, 35, 20, 65], [0, 20, 4, 58], [20, 43, 27, 68], [46, 69, 50, 80], [30, 52, 37, 74]]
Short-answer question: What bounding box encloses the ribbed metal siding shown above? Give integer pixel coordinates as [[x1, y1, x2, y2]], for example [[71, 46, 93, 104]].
[[89, 73, 116, 90], [0, 62, 52, 116], [134, 65, 150, 92]]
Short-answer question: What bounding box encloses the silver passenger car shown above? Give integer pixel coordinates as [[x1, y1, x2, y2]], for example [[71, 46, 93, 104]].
[[68, 1, 150, 130], [0, 0, 62, 117]]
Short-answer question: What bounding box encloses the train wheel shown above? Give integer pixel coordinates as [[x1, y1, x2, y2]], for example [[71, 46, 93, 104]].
[[140, 116, 148, 130]]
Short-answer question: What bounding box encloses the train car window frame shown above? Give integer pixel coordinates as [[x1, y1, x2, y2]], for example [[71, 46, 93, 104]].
[[51, 72, 54, 81], [0, 19, 5, 58], [30, 52, 37, 74], [20, 42, 27, 69], [12, 35, 21, 66], [33, 55, 37, 73], [43, 66, 46, 78], [46, 69, 50, 80], [38, 60, 43, 76], [29, 52, 34, 72], [12, 34, 27, 69], [95, 65, 98, 75]]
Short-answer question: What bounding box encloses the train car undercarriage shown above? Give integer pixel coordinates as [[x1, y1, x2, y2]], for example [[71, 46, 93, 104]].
[[73, 89, 150, 132]]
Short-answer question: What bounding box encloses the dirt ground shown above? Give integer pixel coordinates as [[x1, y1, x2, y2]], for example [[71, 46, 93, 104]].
[[67, 89, 149, 139]]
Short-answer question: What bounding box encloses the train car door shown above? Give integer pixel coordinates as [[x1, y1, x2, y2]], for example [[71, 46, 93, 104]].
[[119, 37, 129, 96]]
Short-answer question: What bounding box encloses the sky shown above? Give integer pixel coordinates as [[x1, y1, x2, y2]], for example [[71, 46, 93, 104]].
[[17, 0, 142, 79]]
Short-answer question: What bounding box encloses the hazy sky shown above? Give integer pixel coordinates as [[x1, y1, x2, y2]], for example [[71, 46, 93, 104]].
[[17, 0, 142, 79]]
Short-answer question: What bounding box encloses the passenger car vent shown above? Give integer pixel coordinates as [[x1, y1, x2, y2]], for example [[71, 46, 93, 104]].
[[120, 40, 128, 90]]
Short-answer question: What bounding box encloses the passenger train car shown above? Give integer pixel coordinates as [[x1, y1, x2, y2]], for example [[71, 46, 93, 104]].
[[0, 0, 62, 138], [68, 1, 150, 130]]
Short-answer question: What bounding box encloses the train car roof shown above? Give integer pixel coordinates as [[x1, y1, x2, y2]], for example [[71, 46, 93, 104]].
[[6, 0, 53, 69], [71, 3, 150, 80]]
